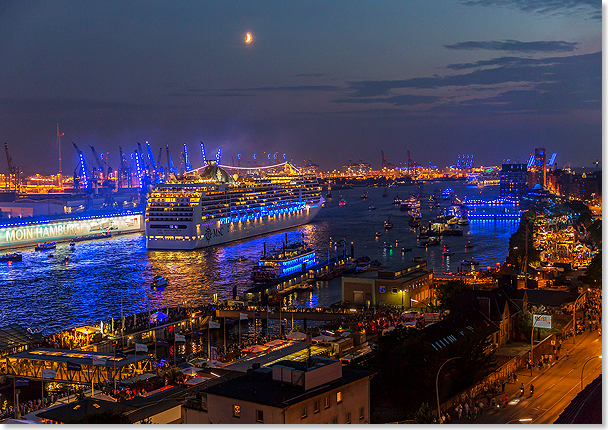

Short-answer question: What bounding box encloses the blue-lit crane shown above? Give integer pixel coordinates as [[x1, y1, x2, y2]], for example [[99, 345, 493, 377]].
[[118, 146, 131, 189], [157, 147, 164, 181], [145, 140, 160, 184], [166, 145, 176, 175], [72, 141, 90, 192], [200, 141, 207, 166], [215, 148, 221, 165], [183, 143, 193, 171]]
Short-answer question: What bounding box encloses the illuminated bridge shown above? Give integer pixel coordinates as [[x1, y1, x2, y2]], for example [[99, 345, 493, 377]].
[[463, 198, 519, 207], [467, 213, 522, 220]]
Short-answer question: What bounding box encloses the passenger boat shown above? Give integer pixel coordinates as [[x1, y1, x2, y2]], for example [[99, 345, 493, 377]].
[[384, 242, 392, 249], [458, 214, 469, 225], [152, 275, 168, 288], [401, 247, 412, 253], [465, 240, 475, 249], [0, 253, 22, 262], [251, 236, 316, 283], [339, 198, 347, 207], [145, 161, 323, 250], [393, 195, 401, 206], [296, 282, 315, 292], [441, 188, 453, 200], [71, 231, 112, 242], [361, 192, 368, 199], [427, 236, 441, 246], [35, 242, 56, 251], [383, 218, 393, 229], [368, 204, 376, 210]]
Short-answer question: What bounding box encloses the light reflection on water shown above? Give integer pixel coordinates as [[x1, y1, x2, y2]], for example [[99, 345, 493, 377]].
[[0, 181, 519, 334]]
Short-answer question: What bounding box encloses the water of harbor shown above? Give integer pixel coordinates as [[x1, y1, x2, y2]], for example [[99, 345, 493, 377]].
[[0, 181, 520, 334]]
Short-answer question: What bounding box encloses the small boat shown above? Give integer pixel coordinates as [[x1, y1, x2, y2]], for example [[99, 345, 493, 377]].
[[152, 275, 168, 288], [393, 195, 401, 206], [375, 231, 382, 238], [427, 236, 441, 246], [361, 192, 368, 199], [384, 218, 393, 229], [237, 256, 248, 261], [442, 246, 454, 256], [458, 214, 469, 226], [296, 282, 315, 292], [465, 241, 475, 249], [35, 242, 56, 251], [401, 247, 412, 253], [369, 205, 376, 210], [47, 254, 54, 258], [338, 199, 347, 207], [63, 256, 70, 262], [384, 242, 392, 249], [0, 253, 22, 262]]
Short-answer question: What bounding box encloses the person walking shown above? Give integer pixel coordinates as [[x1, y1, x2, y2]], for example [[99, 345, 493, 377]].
[[520, 383, 525, 396]]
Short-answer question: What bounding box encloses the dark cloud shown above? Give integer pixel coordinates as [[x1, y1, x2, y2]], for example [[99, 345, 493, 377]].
[[0, 97, 145, 113], [461, 0, 600, 19], [444, 40, 578, 52], [332, 94, 440, 106], [173, 85, 339, 97], [294, 73, 326, 78]]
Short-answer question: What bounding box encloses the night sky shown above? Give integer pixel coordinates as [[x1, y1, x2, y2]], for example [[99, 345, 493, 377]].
[[0, 0, 602, 175]]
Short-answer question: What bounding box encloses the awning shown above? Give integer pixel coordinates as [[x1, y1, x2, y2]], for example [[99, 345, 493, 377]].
[[312, 335, 336, 343], [286, 331, 307, 340]]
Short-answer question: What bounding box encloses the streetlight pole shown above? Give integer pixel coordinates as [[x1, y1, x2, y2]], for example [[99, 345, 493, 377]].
[[581, 356, 602, 390], [572, 292, 586, 345], [436, 356, 461, 422], [400, 290, 404, 311], [530, 316, 538, 376]]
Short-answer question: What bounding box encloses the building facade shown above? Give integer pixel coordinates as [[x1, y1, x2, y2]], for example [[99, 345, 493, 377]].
[[500, 163, 528, 198]]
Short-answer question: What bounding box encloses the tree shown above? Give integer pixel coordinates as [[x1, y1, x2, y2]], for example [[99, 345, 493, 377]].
[[413, 402, 437, 424], [435, 279, 472, 311], [517, 305, 551, 341]]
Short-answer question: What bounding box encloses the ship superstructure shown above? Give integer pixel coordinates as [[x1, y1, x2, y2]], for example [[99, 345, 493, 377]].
[[145, 161, 323, 250]]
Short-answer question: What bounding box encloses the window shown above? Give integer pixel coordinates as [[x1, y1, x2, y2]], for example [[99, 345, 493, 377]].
[[233, 405, 240, 418], [336, 391, 342, 404], [346, 412, 351, 424], [324, 396, 330, 409], [314, 400, 320, 414], [301, 405, 307, 418], [256, 410, 264, 423], [359, 407, 365, 420], [392, 287, 398, 294], [379, 286, 386, 293]]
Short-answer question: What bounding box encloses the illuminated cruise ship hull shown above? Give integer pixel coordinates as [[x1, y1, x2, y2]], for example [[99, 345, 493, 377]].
[[146, 201, 322, 250], [145, 162, 324, 250]]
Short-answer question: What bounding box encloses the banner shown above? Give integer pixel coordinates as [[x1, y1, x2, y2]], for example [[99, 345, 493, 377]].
[[14, 377, 29, 387], [533, 314, 552, 329], [135, 343, 148, 352], [42, 368, 56, 379], [92, 357, 107, 366], [175, 334, 186, 342], [209, 320, 220, 329], [240, 313, 248, 321], [67, 362, 82, 371], [156, 339, 169, 347]]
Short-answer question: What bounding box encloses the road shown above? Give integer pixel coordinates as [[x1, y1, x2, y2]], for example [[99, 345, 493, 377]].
[[452, 329, 602, 424]]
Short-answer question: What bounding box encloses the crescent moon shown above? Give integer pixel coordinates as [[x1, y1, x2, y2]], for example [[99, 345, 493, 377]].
[[245, 33, 252, 43]]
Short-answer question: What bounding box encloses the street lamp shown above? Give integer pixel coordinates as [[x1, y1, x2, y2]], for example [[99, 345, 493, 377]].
[[436, 356, 461, 422], [411, 298, 419, 309], [399, 289, 404, 310], [581, 355, 602, 390], [572, 291, 586, 345]]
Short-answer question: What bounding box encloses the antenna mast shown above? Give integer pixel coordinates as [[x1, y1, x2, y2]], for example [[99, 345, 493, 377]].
[[56, 119, 64, 187]]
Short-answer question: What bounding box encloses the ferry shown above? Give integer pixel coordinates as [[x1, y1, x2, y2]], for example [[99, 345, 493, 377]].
[[0, 253, 22, 262], [35, 242, 56, 251], [152, 275, 168, 288], [250, 236, 317, 283], [145, 161, 323, 250]]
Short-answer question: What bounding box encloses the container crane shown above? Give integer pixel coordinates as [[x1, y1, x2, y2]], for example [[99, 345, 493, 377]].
[[3, 142, 21, 193], [72, 141, 90, 192], [145, 140, 160, 184], [166, 145, 176, 175], [200, 141, 207, 166], [183, 143, 193, 171], [118, 146, 131, 189], [157, 147, 164, 181]]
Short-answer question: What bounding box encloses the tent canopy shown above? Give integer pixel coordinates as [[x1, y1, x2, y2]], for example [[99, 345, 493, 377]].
[[264, 339, 287, 347], [286, 331, 307, 340], [312, 335, 336, 343], [180, 367, 204, 376], [243, 345, 269, 353], [150, 311, 168, 322]]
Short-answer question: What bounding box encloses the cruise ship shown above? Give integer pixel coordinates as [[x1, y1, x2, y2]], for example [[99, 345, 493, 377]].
[[145, 161, 324, 250]]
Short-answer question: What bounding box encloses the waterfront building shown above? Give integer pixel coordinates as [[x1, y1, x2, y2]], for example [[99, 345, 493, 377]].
[[500, 163, 528, 198], [341, 261, 433, 309], [528, 148, 547, 189], [184, 358, 373, 424]]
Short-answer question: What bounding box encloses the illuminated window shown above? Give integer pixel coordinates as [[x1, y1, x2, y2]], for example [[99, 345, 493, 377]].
[[233, 405, 240, 418], [256, 410, 263, 423], [336, 391, 342, 404]]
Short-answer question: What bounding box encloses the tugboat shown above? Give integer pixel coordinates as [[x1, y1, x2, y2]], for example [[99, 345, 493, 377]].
[[0, 253, 22, 262], [35, 242, 56, 251], [383, 218, 393, 229], [152, 275, 168, 288]]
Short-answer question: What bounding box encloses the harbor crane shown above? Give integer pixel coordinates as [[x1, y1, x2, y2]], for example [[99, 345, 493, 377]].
[[183, 143, 193, 171], [166, 145, 176, 175], [3, 142, 21, 193], [72, 141, 90, 192], [145, 140, 160, 184], [200, 141, 207, 166], [118, 146, 132, 189], [157, 147, 164, 181]]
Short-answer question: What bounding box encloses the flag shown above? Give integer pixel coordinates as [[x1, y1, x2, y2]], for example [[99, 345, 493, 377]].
[[175, 334, 186, 342], [135, 343, 148, 352], [209, 320, 220, 329], [42, 368, 56, 379], [67, 362, 82, 371], [240, 312, 248, 321], [92, 357, 107, 366], [14, 377, 29, 387], [115, 351, 128, 359], [156, 339, 169, 347]]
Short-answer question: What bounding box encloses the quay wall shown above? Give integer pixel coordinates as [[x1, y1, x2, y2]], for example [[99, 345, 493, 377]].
[[0, 213, 144, 248]]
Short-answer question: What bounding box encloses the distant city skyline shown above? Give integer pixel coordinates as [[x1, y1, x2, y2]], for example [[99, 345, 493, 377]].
[[0, 0, 601, 175]]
